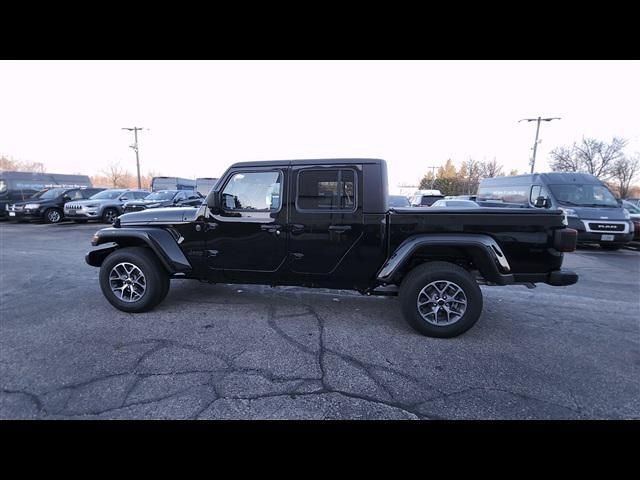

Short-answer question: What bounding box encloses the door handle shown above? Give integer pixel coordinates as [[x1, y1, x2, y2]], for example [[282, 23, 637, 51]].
[[261, 224, 282, 234], [328, 225, 352, 232], [290, 224, 305, 234]]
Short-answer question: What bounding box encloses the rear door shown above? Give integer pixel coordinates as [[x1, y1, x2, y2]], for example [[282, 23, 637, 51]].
[[287, 165, 363, 274]]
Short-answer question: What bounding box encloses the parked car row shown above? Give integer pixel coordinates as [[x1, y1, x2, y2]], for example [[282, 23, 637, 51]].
[[4, 187, 205, 224], [391, 172, 637, 250]]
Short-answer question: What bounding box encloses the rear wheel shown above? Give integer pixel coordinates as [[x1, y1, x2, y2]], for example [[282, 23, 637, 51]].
[[399, 261, 483, 338], [99, 247, 170, 313], [44, 208, 63, 224], [102, 208, 119, 224]]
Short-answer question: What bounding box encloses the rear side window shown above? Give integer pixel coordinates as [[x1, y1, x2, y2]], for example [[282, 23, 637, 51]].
[[68, 190, 84, 200], [297, 169, 356, 211], [478, 186, 529, 205]]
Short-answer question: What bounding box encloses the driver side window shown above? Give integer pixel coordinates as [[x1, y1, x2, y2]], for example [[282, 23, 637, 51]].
[[221, 171, 282, 212], [530, 185, 550, 205]]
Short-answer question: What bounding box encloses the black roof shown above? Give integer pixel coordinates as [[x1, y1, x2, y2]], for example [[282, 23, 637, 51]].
[[228, 158, 386, 168]]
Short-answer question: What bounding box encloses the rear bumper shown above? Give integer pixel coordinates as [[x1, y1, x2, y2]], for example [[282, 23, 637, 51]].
[[491, 269, 578, 287], [546, 269, 579, 286]]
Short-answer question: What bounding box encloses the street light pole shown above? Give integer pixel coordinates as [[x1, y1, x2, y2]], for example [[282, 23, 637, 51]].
[[519, 116, 561, 173], [122, 127, 145, 189]]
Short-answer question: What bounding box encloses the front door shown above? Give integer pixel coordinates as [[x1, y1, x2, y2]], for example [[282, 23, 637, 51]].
[[287, 165, 363, 276], [205, 167, 287, 282]]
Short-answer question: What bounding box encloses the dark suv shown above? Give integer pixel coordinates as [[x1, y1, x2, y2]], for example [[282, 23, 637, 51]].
[[6, 187, 105, 223], [123, 190, 204, 213]]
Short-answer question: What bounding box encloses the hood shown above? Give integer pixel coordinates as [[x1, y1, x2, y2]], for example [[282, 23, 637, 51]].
[[564, 205, 629, 221], [66, 199, 114, 206], [12, 197, 58, 206], [118, 206, 203, 226], [125, 199, 170, 207]]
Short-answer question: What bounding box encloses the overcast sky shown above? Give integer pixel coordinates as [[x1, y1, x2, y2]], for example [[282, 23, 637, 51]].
[[1, 60, 638, 192]]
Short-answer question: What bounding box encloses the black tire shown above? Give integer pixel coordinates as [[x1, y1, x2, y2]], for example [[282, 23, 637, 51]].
[[102, 208, 119, 224], [99, 247, 170, 313], [44, 208, 63, 224], [399, 261, 483, 338], [600, 244, 622, 251]]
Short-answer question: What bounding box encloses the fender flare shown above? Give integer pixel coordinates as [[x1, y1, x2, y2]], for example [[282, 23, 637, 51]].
[[85, 227, 192, 274], [376, 233, 514, 285]]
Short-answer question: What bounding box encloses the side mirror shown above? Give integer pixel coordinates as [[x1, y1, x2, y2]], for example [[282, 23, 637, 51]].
[[617, 198, 623, 206], [534, 196, 550, 208], [173, 197, 180, 204], [207, 192, 220, 213]]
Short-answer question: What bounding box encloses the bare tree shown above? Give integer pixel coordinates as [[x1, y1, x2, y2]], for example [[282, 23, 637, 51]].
[[550, 137, 627, 179], [458, 158, 479, 194], [549, 146, 581, 172], [0, 156, 45, 173], [575, 137, 627, 179], [612, 154, 640, 199], [101, 162, 128, 187], [478, 158, 504, 178]]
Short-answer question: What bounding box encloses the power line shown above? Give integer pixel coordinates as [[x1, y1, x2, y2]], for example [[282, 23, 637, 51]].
[[519, 116, 561, 173], [122, 127, 145, 189]]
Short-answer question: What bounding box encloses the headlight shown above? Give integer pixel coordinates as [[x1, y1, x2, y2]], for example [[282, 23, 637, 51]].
[[559, 207, 578, 218], [25, 203, 41, 209], [85, 204, 98, 208], [148, 203, 161, 208], [623, 210, 630, 220]]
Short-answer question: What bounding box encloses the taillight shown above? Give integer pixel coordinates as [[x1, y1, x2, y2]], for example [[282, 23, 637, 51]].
[[554, 228, 577, 252]]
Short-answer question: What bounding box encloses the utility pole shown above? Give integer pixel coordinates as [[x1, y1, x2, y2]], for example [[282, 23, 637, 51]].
[[519, 117, 561, 173], [425, 166, 439, 190], [122, 127, 145, 189]]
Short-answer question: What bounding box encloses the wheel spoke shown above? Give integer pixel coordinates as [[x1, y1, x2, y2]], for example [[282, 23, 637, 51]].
[[108, 262, 146, 303], [416, 279, 468, 326]]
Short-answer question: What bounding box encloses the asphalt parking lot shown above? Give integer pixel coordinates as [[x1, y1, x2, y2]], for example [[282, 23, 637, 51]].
[[0, 220, 638, 420]]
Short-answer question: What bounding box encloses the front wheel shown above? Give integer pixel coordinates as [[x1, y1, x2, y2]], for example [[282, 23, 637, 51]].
[[399, 261, 483, 338], [44, 208, 63, 224], [99, 247, 170, 313], [102, 208, 119, 224]]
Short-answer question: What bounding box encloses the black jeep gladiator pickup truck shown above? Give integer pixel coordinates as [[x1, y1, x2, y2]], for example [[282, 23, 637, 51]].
[[86, 159, 578, 337]]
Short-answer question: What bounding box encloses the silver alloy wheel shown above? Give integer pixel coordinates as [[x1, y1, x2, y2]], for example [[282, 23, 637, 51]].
[[104, 209, 118, 224], [417, 280, 467, 326], [109, 262, 146, 302], [47, 210, 61, 223]]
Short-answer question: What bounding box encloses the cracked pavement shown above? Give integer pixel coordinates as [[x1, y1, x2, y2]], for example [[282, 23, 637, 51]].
[[0, 221, 639, 419]]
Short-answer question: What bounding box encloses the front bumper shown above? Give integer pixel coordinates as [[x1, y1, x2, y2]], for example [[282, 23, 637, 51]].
[[567, 217, 633, 244], [5, 209, 44, 221], [64, 208, 101, 219]]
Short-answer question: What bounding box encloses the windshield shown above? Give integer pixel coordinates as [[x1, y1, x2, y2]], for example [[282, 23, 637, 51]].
[[145, 191, 176, 201], [90, 190, 126, 200], [548, 184, 618, 207], [32, 188, 67, 200], [389, 195, 410, 207]]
